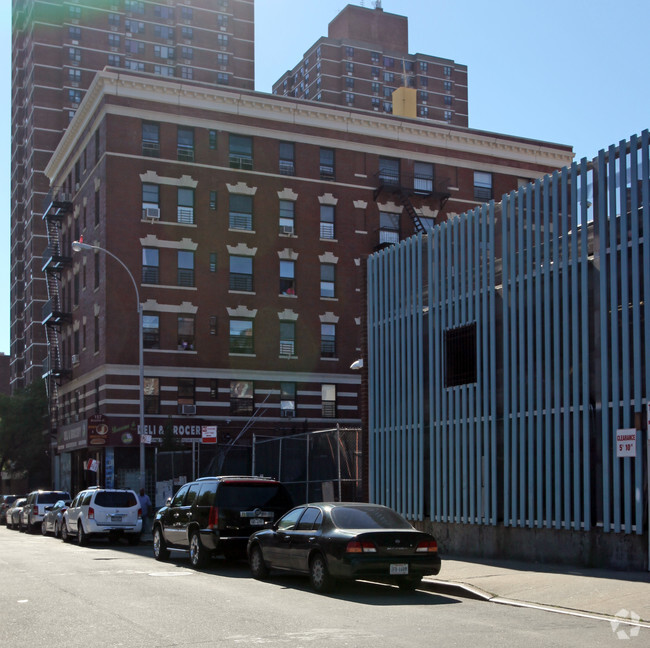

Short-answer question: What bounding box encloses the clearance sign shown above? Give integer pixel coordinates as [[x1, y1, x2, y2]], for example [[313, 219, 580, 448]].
[[616, 429, 637, 458]]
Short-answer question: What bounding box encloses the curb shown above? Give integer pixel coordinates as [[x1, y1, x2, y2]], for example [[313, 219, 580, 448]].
[[421, 578, 650, 629]]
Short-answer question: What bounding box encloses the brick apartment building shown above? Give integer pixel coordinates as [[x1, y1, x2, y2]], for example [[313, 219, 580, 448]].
[[11, 0, 254, 393], [41, 67, 572, 493], [272, 3, 468, 126]]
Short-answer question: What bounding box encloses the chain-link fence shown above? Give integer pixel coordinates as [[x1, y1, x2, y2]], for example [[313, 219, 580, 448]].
[[252, 426, 363, 505]]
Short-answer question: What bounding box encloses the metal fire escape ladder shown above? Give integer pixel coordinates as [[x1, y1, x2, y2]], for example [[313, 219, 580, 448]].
[[399, 191, 427, 234]]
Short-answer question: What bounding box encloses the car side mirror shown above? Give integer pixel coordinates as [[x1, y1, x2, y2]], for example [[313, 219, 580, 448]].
[[166, 497, 172, 506], [45, 506, 53, 511]]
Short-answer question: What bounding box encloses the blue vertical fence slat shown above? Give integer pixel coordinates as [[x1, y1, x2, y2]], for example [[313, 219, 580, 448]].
[[488, 201, 497, 525], [543, 176, 553, 528], [629, 134, 643, 534], [502, 193, 511, 525], [608, 144, 621, 533], [534, 179, 544, 528], [561, 166, 571, 530], [440, 223, 448, 522], [525, 185, 534, 528], [517, 190, 526, 526], [468, 210, 476, 523], [598, 148, 611, 531], [552, 171, 562, 529], [642, 131, 650, 537], [579, 158, 591, 531]]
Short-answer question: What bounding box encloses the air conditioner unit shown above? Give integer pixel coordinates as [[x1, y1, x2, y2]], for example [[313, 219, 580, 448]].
[[181, 404, 196, 415], [280, 225, 294, 235], [145, 207, 160, 219], [71, 354, 79, 365]]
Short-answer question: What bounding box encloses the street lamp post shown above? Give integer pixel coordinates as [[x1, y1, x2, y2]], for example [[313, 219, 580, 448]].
[[72, 239, 146, 491]]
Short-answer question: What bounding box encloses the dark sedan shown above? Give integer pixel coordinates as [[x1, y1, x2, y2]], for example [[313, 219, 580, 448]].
[[247, 502, 441, 592]]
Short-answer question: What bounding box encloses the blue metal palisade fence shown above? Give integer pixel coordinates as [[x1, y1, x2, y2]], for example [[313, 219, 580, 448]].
[[368, 131, 649, 539]]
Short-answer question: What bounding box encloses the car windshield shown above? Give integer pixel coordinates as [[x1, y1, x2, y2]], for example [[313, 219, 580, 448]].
[[217, 483, 292, 509], [94, 491, 137, 508], [330, 506, 413, 530]]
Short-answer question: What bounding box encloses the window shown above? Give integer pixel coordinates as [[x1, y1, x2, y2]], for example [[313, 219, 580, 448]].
[[209, 191, 217, 210], [154, 4, 175, 19], [346, 61, 354, 74], [181, 66, 193, 80], [94, 251, 100, 288], [279, 142, 295, 175], [181, 6, 193, 20], [177, 251, 195, 287], [372, 98, 380, 110], [279, 260, 295, 296], [181, 46, 193, 60], [419, 61, 428, 72], [154, 24, 174, 39], [69, 5, 81, 20], [126, 40, 144, 55], [279, 200, 294, 235], [143, 314, 160, 349], [230, 321, 253, 354], [182, 26, 194, 40], [210, 379, 218, 399], [443, 65, 452, 77], [142, 183, 159, 219], [419, 106, 429, 118], [217, 52, 229, 66], [419, 76, 428, 88], [217, 13, 229, 29], [319, 148, 335, 180], [383, 56, 394, 68], [371, 51, 380, 63], [126, 60, 145, 72], [229, 194, 253, 231], [154, 45, 175, 60], [94, 188, 101, 224], [371, 82, 380, 94], [444, 110, 453, 122], [68, 89, 81, 105], [142, 248, 159, 284], [209, 130, 218, 149], [209, 253, 217, 272], [144, 377, 160, 414], [444, 95, 453, 106], [108, 13, 120, 27], [177, 188, 194, 224], [383, 71, 395, 83], [178, 378, 195, 405], [383, 86, 394, 98], [69, 26, 81, 40], [444, 80, 453, 92], [217, 33, 229, 48], [229, 256, 253, 292], [217, 72, 229, 85], [124, 19, 144, 33], [419, 90, 429, 102], [177, 127, 194, 162], [445, 323, 477, 387], [230, 380, 253, 415], [107, 54, 121, 67], [322, 384, 336, 417], [142, 122, 159, 157], [414, 162, 434, 193], [371, 66, 380, 78], [280, 382, 296, 417], [379, 157, 400, 186], [320, 264, 335, 298], [68, 68, 81, 83], [126, 0, 145, 14], [320, 205, 335, 239], [229, 134, 253, 169], [178, 316, 195, 351], [345, 46, 354, 58], [379, 212, 400, 245], [279, 323, 295, 356], [474, 171, 493, 201], [108, 33, 120, 48]]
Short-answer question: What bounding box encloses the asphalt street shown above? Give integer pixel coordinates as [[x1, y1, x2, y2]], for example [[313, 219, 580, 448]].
[[0, 527, 641, 647]]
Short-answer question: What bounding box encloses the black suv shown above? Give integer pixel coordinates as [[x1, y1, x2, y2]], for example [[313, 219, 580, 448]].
[[152, 476, 293, 568]]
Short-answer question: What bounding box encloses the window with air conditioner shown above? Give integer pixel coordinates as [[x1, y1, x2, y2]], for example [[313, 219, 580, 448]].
[[230, 380, 253, 415], [142, 183, 159, 219], [280, 382, 296, 417], [279, 322, 295, 357], [279, 200, 295, 235]]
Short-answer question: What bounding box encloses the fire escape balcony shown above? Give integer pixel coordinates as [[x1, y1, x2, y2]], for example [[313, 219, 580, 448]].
[[373, 171, 451, 208], [42, 356, 72, 382], [42, 246, 72, 272], [42, 188, 73, 221], [42, 299, 71, 328]]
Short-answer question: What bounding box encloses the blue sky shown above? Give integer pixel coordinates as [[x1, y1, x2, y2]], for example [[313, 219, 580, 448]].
[[2, 0, 648, 356]]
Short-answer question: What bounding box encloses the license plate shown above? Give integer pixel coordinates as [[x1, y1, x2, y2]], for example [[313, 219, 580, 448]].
[[390, 564, 408, 575], [250, 518, 265, 526], [110, 515, 122, 522]]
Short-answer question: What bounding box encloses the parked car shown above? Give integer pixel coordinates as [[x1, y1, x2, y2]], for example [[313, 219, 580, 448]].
[[247, 502, 441, 593], [41, 499, 72, 537], [61, 487, 142, 545], [5, 498, 27, 530], [153, 476, 294, 569], [0, 495, 19, 524], [19, 490, 72, 533]]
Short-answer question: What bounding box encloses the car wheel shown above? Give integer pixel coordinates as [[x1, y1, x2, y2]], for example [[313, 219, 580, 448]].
[[54, 521, 60, 539], [41, 520, 48, 536], [249, 545, 269, 580], [152, 527, 170, 561], [77, 522, 88, 546], [61, 521, 70, 543], [309, 554, 334, 593], [189, 531, 209, 569], [398, 575, 422, 592], [6, 518, 12, 530]]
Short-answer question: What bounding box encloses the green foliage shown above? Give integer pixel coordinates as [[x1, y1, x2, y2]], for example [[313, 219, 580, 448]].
[[0, 380, 49, 482], [160, 416, 180, 451]]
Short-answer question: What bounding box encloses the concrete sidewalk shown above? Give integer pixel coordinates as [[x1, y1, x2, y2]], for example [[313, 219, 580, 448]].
[[424, 557, 650, 627]]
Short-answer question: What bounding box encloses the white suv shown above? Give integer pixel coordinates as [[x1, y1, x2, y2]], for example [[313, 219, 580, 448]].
[[61, 487, 142, 545]]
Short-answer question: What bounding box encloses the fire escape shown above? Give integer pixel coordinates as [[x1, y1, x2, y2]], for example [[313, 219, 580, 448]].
[[373, 167, 451, 247], [41, 188, 73, 428]]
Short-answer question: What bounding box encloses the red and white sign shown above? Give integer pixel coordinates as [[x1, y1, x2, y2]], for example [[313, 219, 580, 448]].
[[85, 459, 99, 472], [202, 426, 218, 444], [616, 429, 637, 458]]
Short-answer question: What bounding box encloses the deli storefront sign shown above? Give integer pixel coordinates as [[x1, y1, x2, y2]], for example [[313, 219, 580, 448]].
[[58, 417, 205, 451]]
